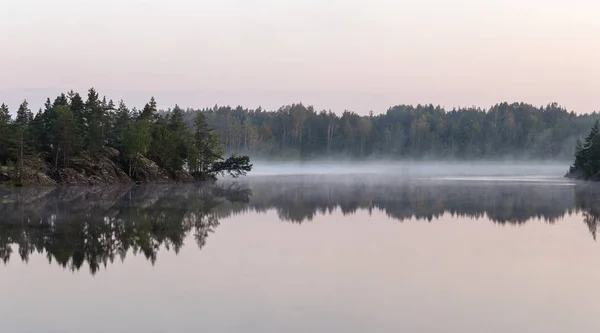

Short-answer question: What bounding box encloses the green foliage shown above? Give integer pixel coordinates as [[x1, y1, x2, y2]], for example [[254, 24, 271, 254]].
[[210, 155, 253, 178], [0, 104, 14, 164], [0, 104, 10, 124], [570, 120, 600, 179], [162, 105, 189, 172], [0, 89, 250, 182], [123, 118, 151, 177], [182, 102, 595, 160], [141, 96, 157, 120], [84, 88, 104, 154], [8, 87, 600, 183], [53, 105, 77, 167], [192, 112, 223, 174], [15, 100, 33, 127]]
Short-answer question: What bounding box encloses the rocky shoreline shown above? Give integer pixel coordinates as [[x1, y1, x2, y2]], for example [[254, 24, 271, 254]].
[[0, 147, 203, 187], [564, 169, 584, 181]]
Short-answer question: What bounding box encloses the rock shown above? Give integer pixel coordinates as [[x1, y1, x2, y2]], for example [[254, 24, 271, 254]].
[[20, 168, 56, 186], [134, 155, 173, 183], [174, 170, 195, 183], [54, 153, 132, 185], [102, 147, 121, 162], [20, 156, 56, 186], [1, 150, 210, 186], [0, 166, 11, 182]]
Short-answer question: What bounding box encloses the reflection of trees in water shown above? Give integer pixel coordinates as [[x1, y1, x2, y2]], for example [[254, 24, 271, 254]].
[[0, 184, 250, 274], [219, 179, 600, 238], [220, 180, 578, 224], [1, 179, 600, 273], [573, 185, 600, 240]]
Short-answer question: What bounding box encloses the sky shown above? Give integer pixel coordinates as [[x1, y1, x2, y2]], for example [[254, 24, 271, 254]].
[[0, 0, 599, 114]]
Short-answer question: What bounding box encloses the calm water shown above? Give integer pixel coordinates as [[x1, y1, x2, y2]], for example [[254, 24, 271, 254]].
[[1, 171, 600, 333]]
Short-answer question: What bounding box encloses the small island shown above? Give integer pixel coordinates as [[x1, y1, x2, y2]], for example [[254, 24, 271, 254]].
[[566, 120, 600, 181], [0, 89, 252, 186]]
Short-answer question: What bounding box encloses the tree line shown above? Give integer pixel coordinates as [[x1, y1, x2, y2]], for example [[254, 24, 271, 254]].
[[0, 89, 252, 183], [1, 89, 597, 176], [181, 102, 597, 160]]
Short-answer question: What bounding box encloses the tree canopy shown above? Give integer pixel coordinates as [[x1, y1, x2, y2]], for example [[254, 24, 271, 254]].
[[569, 120, 600, 180], [0, 89, 252, 183], [1, 89, 598, 184], [180, 102, 598, 160]]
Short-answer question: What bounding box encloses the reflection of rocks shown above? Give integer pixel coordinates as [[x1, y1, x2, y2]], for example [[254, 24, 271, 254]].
[[0, 184, 250, 274]]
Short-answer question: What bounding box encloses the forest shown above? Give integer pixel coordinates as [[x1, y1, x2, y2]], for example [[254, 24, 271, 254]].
[[0, 88, 598, 184], [189, 101, 598, 160], [0, 88, 252, 184]]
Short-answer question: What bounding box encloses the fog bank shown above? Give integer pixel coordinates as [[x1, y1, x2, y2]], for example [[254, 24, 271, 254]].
[[248, 161, 569, 178]]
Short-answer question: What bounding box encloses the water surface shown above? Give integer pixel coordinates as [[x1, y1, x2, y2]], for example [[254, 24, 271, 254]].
[[1, 172, 599, 333]]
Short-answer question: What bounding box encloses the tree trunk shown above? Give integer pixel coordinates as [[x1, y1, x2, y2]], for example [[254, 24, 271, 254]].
[[18, 130, 23, 182]]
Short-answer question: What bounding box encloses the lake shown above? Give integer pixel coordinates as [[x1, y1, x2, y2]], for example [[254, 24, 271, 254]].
[[1, 165, 600, 333]]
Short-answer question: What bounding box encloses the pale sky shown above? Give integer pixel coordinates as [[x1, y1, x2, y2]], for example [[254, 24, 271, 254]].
[[1, 0, 599, 114]]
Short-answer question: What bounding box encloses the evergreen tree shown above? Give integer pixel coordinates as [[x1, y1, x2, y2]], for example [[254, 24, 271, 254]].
[[53, 93, 69, 108], [141, 96, 157, 120], [210, 154, 253, 178], [44, 98, 52, 113], [109, 100, 130, 150], [29, 109, 44, 154], [68, 91, 86, 155], [0, 103, 10, 124], [0, 104, 13, 163], [192, 112, 223, 176], [15, 100, 33, 127], [123, 118, 151, 177], [163, 105, 188, 172], [569, 120, 600, 180]]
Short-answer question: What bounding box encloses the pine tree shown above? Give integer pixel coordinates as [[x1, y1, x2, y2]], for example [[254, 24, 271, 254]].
[[69, 91, 86, 155], [580, 121, 600, 178], [29, 109, 44, 153], [0, 103, 10, 124], [571, 120, 600, 179], [141, 96, 157, 120], [192, 112, 223, 175], [85, 88, 103, 154], [15, 100, 33, 127], [53, 93, 69, 108], [0, 103, 13, 164], [109, 100, 130, 150], [52, 105, 76, 167]]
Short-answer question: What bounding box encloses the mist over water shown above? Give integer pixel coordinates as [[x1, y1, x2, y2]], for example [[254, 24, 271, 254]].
[[248, 160, 570, 179]]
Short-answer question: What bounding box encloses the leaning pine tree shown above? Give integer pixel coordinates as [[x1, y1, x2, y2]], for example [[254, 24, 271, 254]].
[[190, 113, 253, 180]]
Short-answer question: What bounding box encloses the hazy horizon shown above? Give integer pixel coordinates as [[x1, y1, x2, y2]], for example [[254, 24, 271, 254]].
[[1, 0, 599, 114]]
